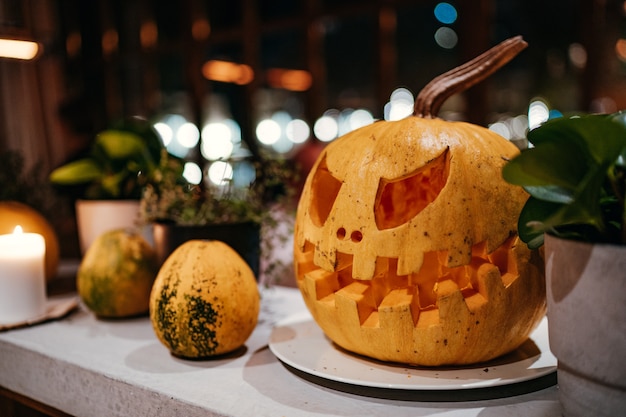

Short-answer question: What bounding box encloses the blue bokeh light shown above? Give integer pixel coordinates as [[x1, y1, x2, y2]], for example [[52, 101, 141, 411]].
[[434, 2, 457, 25]]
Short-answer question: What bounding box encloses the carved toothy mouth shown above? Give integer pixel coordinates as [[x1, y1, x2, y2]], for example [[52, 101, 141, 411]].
[[295, 235, 520, 326]]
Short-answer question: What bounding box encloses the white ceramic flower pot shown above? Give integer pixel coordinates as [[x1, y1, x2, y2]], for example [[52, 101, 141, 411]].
[[544, 234, 626, 417], [75, 199, 146, 254]]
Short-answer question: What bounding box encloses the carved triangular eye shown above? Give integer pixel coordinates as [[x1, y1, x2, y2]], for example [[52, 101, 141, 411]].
[[375, 148, 450, 230], [309, 155, 343, 227]]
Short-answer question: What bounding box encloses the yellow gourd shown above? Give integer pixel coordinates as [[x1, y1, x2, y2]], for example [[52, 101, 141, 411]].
[[150, 240, 260, 359], [77, 228, 158, 318]]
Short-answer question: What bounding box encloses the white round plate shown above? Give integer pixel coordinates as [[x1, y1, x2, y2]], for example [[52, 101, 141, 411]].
[[269, 311, 556, 391]]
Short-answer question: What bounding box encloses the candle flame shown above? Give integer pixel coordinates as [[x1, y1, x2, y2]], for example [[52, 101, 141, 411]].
[[13, 225, 23, 234]]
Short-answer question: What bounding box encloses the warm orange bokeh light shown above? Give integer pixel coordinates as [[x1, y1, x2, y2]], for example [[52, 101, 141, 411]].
[[66, 32, 81, 57], [202, 60, 254, 85], [192, 19, 211, 41], [140, 21, 158, 48], [266, 68, 312, 91], [102, 29, 119, 54], [616, 38, 626, 63]]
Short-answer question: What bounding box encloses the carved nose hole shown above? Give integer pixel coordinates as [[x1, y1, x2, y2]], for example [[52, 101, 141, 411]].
[[337, 227, 346, 240], [350, 231, 363, 242]]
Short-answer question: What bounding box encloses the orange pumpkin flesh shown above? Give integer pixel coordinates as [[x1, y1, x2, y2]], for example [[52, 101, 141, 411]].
[[294, 37, 546, 366]]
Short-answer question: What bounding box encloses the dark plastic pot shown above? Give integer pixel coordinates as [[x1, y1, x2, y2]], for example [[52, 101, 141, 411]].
[[152, 221, 261, 279]]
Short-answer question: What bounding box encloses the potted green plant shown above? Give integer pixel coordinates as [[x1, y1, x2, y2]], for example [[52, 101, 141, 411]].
[[139, 150, 298, 283], [49, 118, 163, 253], [502, 111, 626, 417]]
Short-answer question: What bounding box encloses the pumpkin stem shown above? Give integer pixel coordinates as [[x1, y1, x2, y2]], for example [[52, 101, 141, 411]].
[[413, 36, 528, 119]]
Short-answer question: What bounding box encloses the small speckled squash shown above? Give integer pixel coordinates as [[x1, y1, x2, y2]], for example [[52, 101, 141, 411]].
[[149, 240, 260, 359], [77, 228, 158, 318], [294, 36, 546, 366]]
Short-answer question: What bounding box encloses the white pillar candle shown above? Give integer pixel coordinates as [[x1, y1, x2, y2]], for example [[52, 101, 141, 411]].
[[0, 225, 47, 324]]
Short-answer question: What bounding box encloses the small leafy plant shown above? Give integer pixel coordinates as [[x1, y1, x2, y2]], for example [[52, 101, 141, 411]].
[[139, 150, 298, 226], [49, 120, 163, 200], [140, 151, 299, 286], [502, 111, 626, 249]]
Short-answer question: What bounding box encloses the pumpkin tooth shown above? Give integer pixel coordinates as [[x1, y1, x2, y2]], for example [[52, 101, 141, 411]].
[[294, 242, 316, 278], [434, 279, 469, 322], [379, 288, 419, 327], [302, 268, 340, 302], [335, 281, 376, 326], [351, 252, 381, 280], [313, 240, 337, 272], [397, 251, 426, 277]]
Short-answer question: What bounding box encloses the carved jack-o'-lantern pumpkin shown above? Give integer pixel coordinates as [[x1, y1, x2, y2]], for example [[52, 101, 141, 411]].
[[294, 37, 546, 366]]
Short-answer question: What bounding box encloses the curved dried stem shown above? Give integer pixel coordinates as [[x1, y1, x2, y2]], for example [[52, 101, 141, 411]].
[[413, 36, 528, 119]]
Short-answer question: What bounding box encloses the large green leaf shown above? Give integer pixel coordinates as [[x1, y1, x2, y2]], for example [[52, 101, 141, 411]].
[[522, 185, 573, 204], [95, 130, 148, 160], [517, 197, 560, 248], [503, 115, 626, 189], [49, 159, 102, 185], [527, 114, 626, 168], [505, 112, 626, 246], [109, 118, 164, 163], [49, 122, 165, 199], [502, 139, 588, 190]]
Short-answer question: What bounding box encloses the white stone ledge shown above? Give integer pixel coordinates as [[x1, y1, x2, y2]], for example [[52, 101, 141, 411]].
[[0, 287, 560, 417]]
